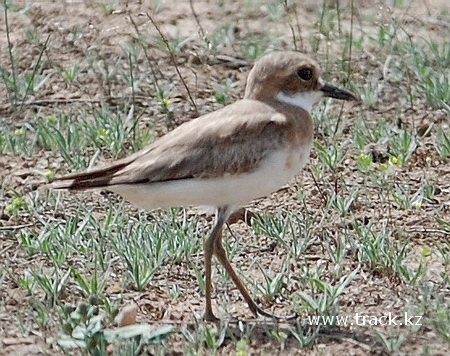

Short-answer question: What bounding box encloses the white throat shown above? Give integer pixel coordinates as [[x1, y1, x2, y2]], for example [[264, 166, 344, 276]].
[[276, 91, 323, 113]]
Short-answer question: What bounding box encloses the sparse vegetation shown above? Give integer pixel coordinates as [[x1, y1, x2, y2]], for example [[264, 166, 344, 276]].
[[1, 0, 449, 355]]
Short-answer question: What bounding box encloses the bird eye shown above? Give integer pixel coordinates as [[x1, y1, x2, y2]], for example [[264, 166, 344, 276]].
[[297, 68, 313, 81]]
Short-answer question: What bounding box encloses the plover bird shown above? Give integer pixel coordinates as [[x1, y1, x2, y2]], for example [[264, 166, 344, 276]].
[[50, 51, 357, 321]]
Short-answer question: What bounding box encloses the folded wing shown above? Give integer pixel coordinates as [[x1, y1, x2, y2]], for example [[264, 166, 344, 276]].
[[50, 100, 291, 190]]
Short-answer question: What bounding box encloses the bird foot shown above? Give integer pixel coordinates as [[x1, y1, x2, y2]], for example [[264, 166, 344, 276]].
[[249, 303, 298, 321], [203, 309, 220, 323]]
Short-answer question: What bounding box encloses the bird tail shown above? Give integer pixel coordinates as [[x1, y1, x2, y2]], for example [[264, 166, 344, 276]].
[[49, 160, 130, 191]]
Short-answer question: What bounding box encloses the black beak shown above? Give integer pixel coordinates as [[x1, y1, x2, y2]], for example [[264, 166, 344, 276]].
[[320, 83, 358, 101]]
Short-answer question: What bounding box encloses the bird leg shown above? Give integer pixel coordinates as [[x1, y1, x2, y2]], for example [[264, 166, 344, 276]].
[[203, 206, 233, 322], [213, 224, 282, 319], [203, 205, 297, 321], [203, 232, 217, 322]]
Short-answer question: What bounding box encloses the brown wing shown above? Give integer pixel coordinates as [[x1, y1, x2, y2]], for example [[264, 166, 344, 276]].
[[51, 100, 291, 190]]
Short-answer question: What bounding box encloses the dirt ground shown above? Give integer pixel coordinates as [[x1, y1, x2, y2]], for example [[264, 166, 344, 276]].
[[1, 0, 450, 355]]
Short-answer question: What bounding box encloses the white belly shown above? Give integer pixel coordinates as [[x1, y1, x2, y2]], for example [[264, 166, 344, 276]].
[[110, 147, 311, 211]]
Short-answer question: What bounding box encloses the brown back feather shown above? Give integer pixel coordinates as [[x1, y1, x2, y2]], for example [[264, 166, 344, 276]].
[[50, 100, 297, 191]]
